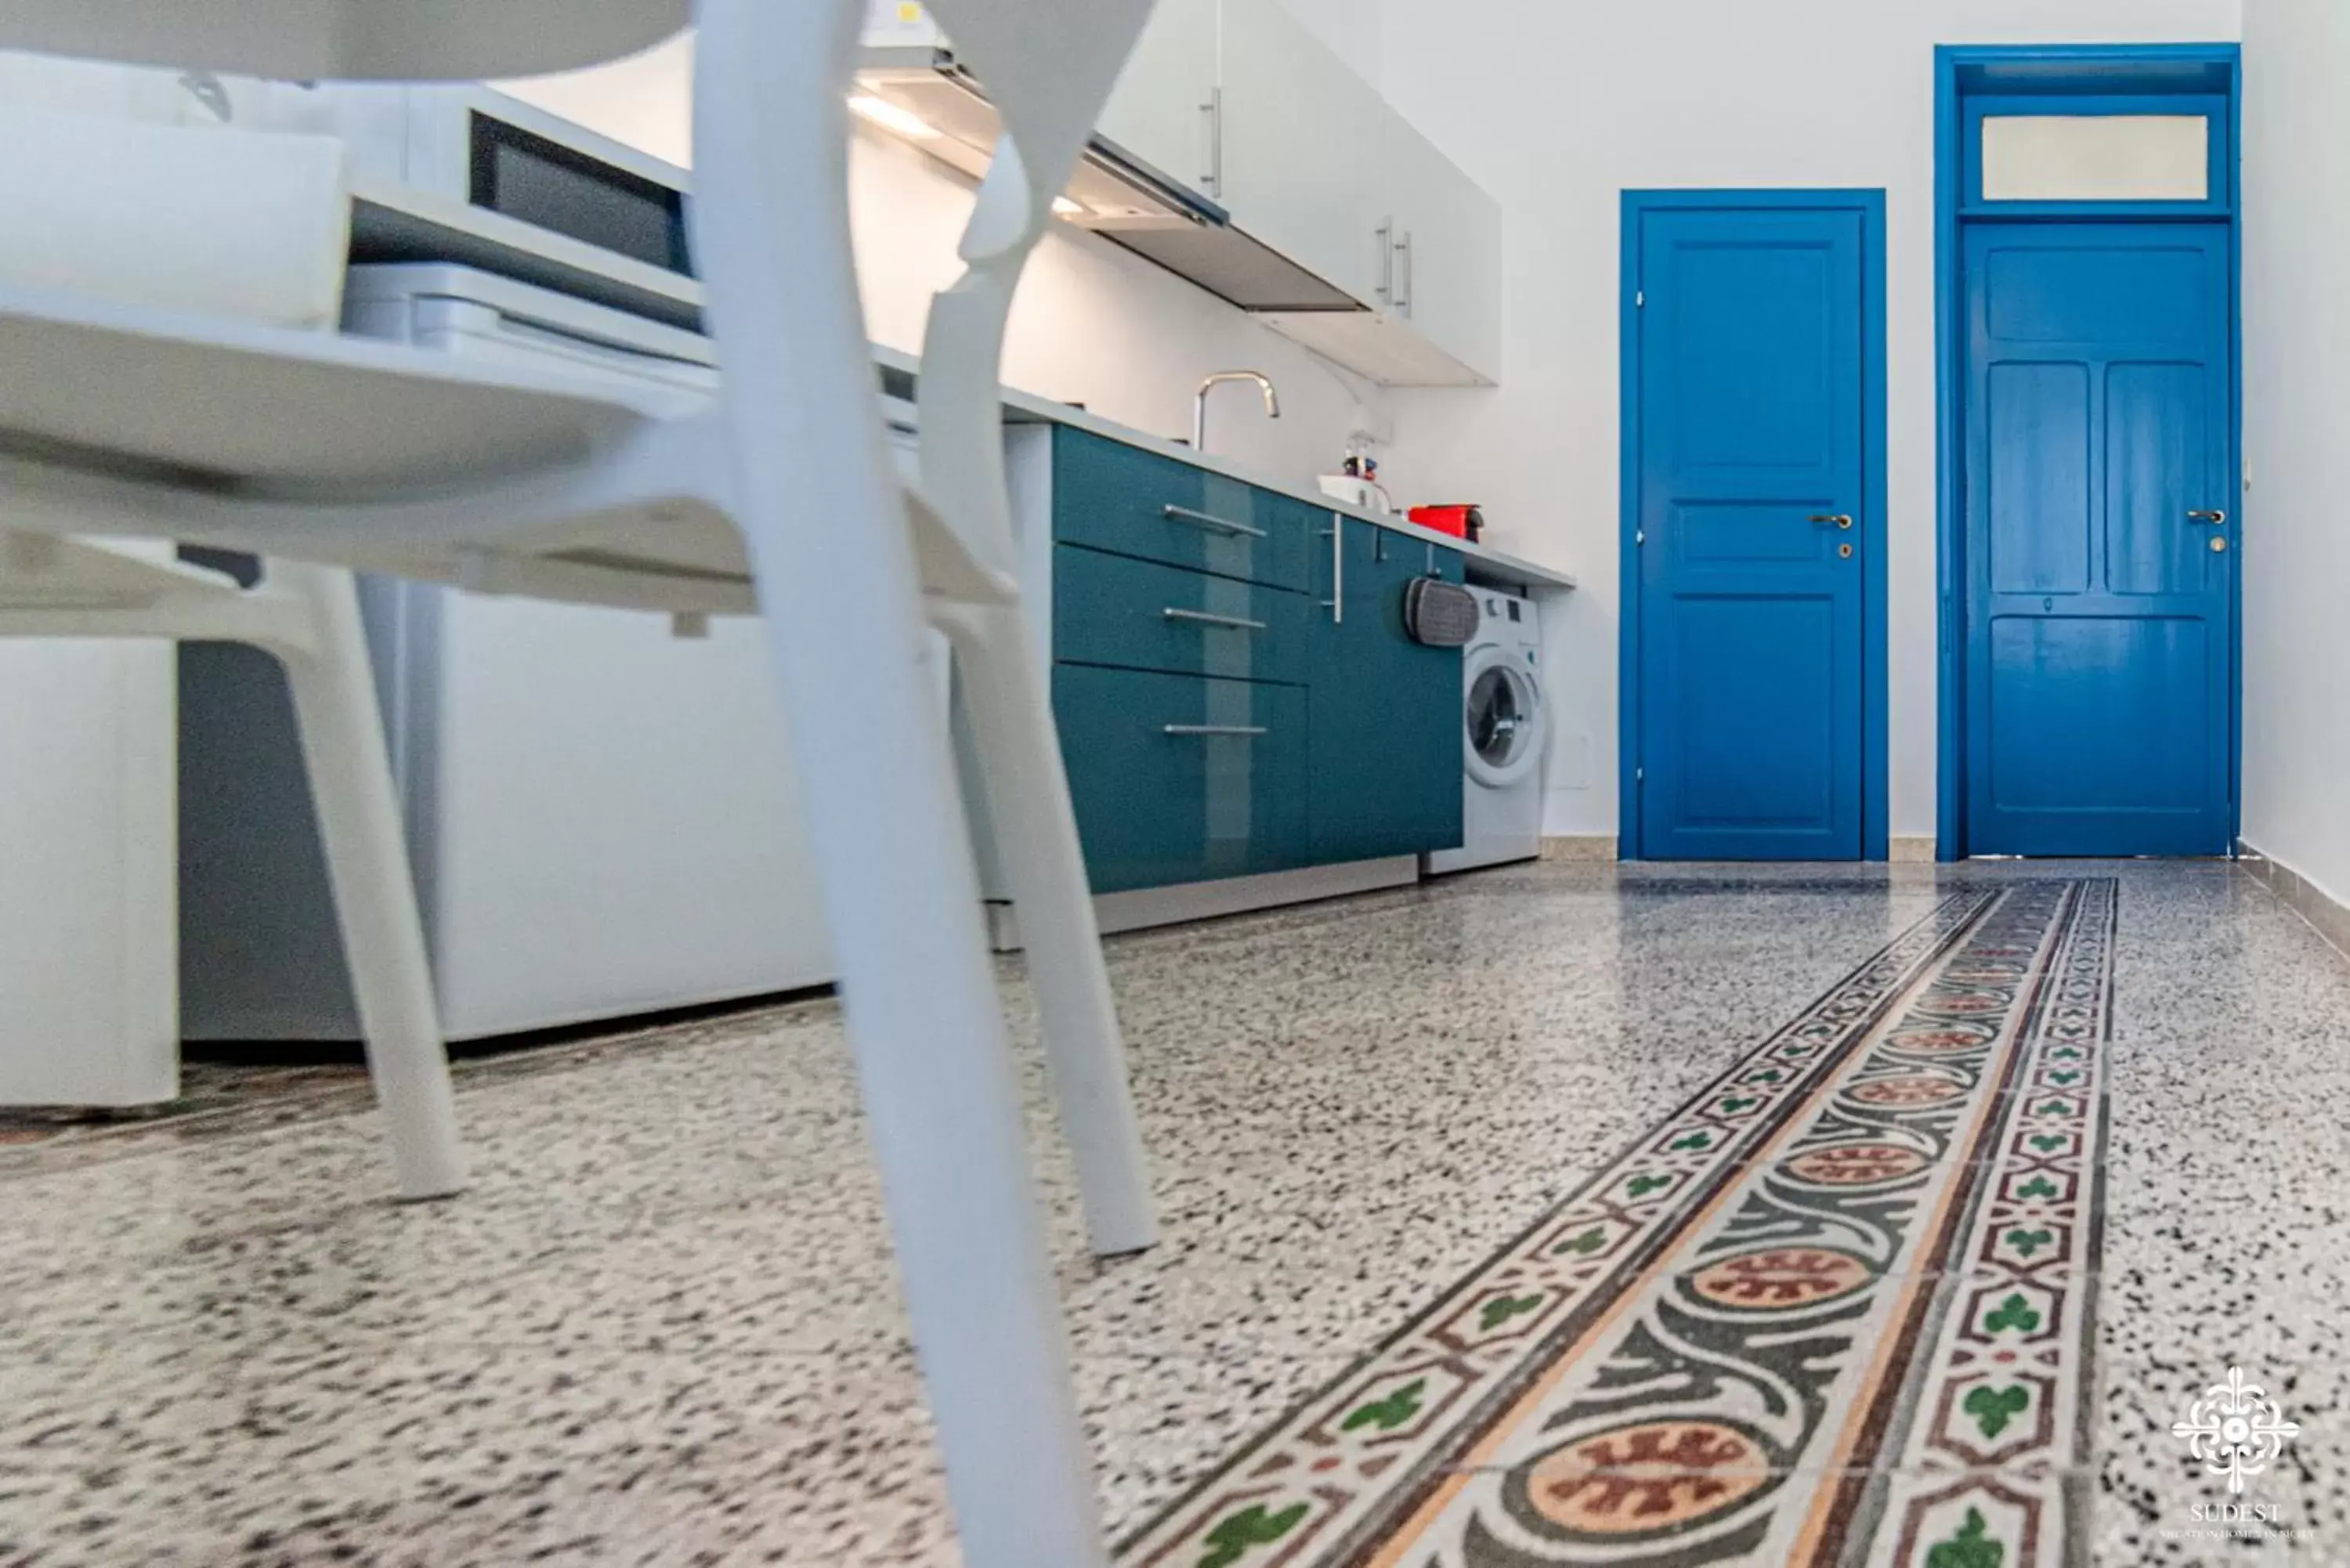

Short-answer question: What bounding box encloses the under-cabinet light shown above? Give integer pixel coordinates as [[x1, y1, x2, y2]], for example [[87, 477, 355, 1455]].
[[848, 92, 938, 139]]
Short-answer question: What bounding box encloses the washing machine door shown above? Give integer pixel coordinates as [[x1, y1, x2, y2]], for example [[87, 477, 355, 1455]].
[[1462, 646, 1547, 789]]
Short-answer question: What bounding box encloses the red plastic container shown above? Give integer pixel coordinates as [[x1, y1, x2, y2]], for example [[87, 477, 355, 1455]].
[[1408, 504, 1483, 542]]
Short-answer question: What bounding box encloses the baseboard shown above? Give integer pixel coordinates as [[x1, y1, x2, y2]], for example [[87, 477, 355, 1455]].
[[2238, 842, 2350, 962], [984, 856, 1423, 951], [1541, 834, 1933, 865]]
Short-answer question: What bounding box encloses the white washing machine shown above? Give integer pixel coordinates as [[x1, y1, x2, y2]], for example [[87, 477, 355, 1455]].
[[1423, 588, 1547, 875]]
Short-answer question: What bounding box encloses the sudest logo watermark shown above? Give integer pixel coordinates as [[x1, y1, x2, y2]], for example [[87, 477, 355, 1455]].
[[2161, 1366, 2310, 1546]]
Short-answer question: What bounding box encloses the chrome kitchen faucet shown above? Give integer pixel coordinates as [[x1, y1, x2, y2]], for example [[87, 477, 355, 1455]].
[[1193, 370, 1281, 453]]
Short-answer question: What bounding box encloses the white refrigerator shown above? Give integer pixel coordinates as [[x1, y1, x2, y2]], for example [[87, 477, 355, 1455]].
[[179, 266, 843, 1042]]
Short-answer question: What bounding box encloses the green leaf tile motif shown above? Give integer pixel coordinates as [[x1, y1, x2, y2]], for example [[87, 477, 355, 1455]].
[[2017, 1176, 2059, 1199], [1199, 1502, 1310, 1568], [1479, 1294, 1546, 1332], [1342, 1379, 1426, 1433], [1963, 1385, 2030, 1439], [1983, 1294, 2041, 1335], [2006, 1228, 2054, 1258], [1554, 1227, 1609, 1258], [1926, 1507, 2005, 1568]]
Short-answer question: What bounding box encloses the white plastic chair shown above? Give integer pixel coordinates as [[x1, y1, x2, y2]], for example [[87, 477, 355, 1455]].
[[0, 2, 1156, 1559], [0, 543, 468, 1198]]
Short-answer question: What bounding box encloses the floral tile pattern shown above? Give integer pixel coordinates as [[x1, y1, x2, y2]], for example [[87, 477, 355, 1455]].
[[15, 863, 2346, 1566], [1118, 880, 2117, 1568]]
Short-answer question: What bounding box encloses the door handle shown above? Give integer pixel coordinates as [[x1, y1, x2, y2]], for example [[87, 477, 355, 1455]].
[[1198, 87, 1223, 198], [1809, 514, 1854, 530], [2189, 509, 2229, 526], [1163, 724, 1268, 738]]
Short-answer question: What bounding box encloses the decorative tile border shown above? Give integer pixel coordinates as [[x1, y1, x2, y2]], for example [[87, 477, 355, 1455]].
[[1115, 889, 1999, 1566], [1119, 880, 2117, 1568], [1856, 877, 2115, 1568]]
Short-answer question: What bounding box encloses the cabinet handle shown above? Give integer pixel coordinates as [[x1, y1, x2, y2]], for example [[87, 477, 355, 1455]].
[[1395, 230, 1414, 317], [1199, 87, 1223, 198], [1163, 503, 1267, 540], [1162, 607, 1267, 631], [1323, 516, 1344, 624], [1163, 724, 1268, 737], [1375, 219, 1394, 305]]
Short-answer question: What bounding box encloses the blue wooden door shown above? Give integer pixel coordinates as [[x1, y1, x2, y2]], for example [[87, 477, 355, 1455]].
[[1964, 224, 2234, 856], [1635, 207, 1867, 859]]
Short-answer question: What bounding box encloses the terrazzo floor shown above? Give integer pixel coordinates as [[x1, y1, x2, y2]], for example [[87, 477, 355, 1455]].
[[2, 860, 2345, 1566]]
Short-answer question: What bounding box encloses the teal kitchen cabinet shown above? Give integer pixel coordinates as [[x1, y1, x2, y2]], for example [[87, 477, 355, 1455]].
[[1306, 515, 1465, 865], [1053, 664, 1308, 894], [1052, 428, 1311, 591], [1035, 426, 1466, 897]]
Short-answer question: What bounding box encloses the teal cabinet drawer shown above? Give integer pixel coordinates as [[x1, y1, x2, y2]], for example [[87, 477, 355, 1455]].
[[1054, 664, 1308, 894], [1054, 545, 1307, 686], [1053, 428, 1309, 591]]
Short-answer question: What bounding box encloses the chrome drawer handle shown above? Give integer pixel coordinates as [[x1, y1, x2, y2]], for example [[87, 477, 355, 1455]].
[[1162, 503, 1268, 540], [1162, 607, 1267, 632], [1162, 724, 1268, 737]]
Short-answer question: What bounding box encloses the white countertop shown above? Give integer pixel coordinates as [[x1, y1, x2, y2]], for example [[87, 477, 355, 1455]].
[[348, 181, 1578, 594], [872, 345, 1578, 594]]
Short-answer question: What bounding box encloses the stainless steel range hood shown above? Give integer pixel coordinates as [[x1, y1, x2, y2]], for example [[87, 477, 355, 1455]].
[[854, 49, 1362, 314]]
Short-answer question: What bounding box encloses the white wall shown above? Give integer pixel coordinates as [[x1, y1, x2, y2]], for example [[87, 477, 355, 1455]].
[[2241, 0, 2350, 907], [501, 34, 1386, 496], [1277, 0, 1386, 88], [1368, 0, 2241, 839]]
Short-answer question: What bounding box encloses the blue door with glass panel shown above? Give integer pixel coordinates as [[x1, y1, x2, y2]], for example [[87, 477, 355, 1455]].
[[1633, 206, 1867, 859], [1963, 223, 2234, 856]]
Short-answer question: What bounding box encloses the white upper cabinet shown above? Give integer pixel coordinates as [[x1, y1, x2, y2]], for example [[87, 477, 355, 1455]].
[[1095, 0, 1219, 190], [1214, 0, 1387, 306], [900, 0, 1507, 384], [1378, 109, 1503, 381]]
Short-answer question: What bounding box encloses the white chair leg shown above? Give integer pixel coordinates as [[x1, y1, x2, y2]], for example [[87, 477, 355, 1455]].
[[939, 602, 1157, 1257], [265, 561, 465, 1201], [691, 2, 1107, 1563]]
